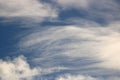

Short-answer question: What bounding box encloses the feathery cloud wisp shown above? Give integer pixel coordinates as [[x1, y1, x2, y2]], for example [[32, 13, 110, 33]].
[[19, 21, 120, 70], [56, 74, 97, 80]]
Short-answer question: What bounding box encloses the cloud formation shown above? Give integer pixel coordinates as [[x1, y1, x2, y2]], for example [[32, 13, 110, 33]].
[[0, 55, 68, 80], [55, 0, 120, 22], [1, 0, 120, 79], [55, 0, 94, 8], [56, 74, 97, 80], [0, 0, 57, 18], [0, 55, 39, 80], [19, 21, 120, 71]]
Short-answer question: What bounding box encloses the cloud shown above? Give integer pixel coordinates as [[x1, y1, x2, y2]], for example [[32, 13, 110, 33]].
[[54, 0, 94, 8], [19, 26, 98, 58], [55, 0, 119, 10], [87, 0, 120, 22], [0, 55, 68, 80], [105, 77, 120, 80], [56, 74, 120, 80], [0, 55, 39, 80], [1, 0, 120, 79], [96, 24, 120, 69], [56, 74, 97, 80], [55, 0, 120, 22], [0, 0, 57, 18], [1, 0, 119, 24], [18, 21, 120, 71]]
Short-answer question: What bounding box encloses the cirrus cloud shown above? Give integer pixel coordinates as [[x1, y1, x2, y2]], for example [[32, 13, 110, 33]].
[[56, 74, 97, 80], [19, 21, 120, 71]]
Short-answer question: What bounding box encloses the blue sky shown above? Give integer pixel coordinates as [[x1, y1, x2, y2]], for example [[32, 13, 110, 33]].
[[0, 0, 120, 80]]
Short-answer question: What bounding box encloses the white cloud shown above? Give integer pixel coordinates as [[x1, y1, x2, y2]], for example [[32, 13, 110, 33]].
[[56, 74, 120, 80], [18, 21, 120, 70], [0, 55, 39, 80], [0, 55, 69, 80], [56, 74, 97, 80], [95, 22, 120, 70], [19, 26, 98, 57], [0, 0, 57, 18]]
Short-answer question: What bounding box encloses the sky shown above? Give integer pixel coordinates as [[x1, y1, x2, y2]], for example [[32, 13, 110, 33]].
[[0, 0, 120, 80]]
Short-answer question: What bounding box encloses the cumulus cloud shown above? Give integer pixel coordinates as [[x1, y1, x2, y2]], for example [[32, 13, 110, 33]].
[[0, 55, 68, 80], [0, 55, 39, 80], [0, 0, 57, 18]]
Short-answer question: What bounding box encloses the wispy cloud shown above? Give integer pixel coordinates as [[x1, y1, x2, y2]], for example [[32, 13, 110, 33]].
[[19, 21, 120, 73], [55, 0, 120, 22], [56, 74, 97, 80], [56, 74, 120, 80], [1, 0, 120, 80], [54, 0, 94, 8]]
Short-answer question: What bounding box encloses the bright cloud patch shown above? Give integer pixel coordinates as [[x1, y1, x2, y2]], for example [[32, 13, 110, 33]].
[[56, 74, 97, 80], [0, 0, 57, 18], [0, 55, 39, 80], [56, 74, 120, 80], [0, 55, 69, 80]]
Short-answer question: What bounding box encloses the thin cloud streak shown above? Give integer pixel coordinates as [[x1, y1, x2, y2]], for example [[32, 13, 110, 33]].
[[56, 74, 98, 80], [17, 21, 120, 80]]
